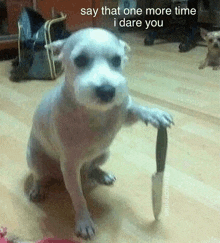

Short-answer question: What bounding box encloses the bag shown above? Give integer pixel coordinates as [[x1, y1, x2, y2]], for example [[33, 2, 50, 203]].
[[10, 8, 71, 81]]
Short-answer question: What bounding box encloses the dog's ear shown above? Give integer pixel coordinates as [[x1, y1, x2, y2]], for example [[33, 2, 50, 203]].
[[119, 40, 131, 68], [45, 39, 67, 59], [119, 40, 131, 53], [200, 28, 209, 41]]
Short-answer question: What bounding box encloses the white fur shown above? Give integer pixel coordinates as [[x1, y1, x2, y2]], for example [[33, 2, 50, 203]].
[[28, 28, 173, 240]]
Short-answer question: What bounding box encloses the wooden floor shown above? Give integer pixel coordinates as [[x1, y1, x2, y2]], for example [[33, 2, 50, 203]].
[[0, 31, 220, 243]]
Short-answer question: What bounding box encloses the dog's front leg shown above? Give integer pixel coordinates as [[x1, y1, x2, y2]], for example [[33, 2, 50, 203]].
[[213, 65, 220, 70], [199, 57, 209, 69], [60, 156, 95, 240], [126, 97, 174, 128]]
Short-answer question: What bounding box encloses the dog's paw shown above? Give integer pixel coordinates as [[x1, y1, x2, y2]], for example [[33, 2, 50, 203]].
[[29, 182, 48, 202], [99, 172, 116, 186], [75, 216, 95, 240], [213, 66, 220, 70], [89, 168, 116, 186], [198, 64, 205, 69], [141, 108, 174, 128]]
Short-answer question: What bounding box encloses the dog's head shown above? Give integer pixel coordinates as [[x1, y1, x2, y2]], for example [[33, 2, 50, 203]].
[[46, 28, 130, 111], [201, 28, 220, 52]]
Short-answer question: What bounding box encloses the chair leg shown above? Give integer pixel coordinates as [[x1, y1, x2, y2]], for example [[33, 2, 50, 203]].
[[179, 23, 198, 52], [144, 31, 158, 45], [179, 0, 199, 52]]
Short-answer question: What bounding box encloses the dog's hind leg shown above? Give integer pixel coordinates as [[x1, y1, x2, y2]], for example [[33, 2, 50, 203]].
[[27, 135, 61, 202], [28, 175, 49, 202], [87, 152, 116, 186]]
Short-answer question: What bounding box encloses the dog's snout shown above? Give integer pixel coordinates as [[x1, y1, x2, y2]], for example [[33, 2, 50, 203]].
[[95, 85, 116, 102]]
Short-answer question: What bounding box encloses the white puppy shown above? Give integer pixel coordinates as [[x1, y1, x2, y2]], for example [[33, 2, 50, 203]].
[[27, 28, 173, 240]]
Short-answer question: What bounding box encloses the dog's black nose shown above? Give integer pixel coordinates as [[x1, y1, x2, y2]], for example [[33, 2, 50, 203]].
[[214, 43, 219, 48], [95, 85, 116, 102]]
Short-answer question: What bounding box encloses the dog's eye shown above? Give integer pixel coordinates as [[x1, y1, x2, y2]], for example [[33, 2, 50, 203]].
[[74, 54, 89, 68], [111, 55, 121, 68], [209, 39, 213, 43]]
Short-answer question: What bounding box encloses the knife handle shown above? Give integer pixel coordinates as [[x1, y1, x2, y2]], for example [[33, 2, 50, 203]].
[[156, 127, 168, 173]]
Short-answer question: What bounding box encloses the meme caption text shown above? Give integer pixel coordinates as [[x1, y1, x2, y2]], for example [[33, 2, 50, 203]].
[[81, 6, 196, 29]]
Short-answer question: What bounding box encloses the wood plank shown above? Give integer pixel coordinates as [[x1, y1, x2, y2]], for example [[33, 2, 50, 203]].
[[0, 32, 219, 243]]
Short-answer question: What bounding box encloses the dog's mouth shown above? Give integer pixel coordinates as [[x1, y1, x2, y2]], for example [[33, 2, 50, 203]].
[[86, 93, 118, 111], [213, 44, 220, 49], [84, 98, 115, 111], [98, 97, 114, 104], [95, 98, 114, 107], [94, 97, 115, 109]]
